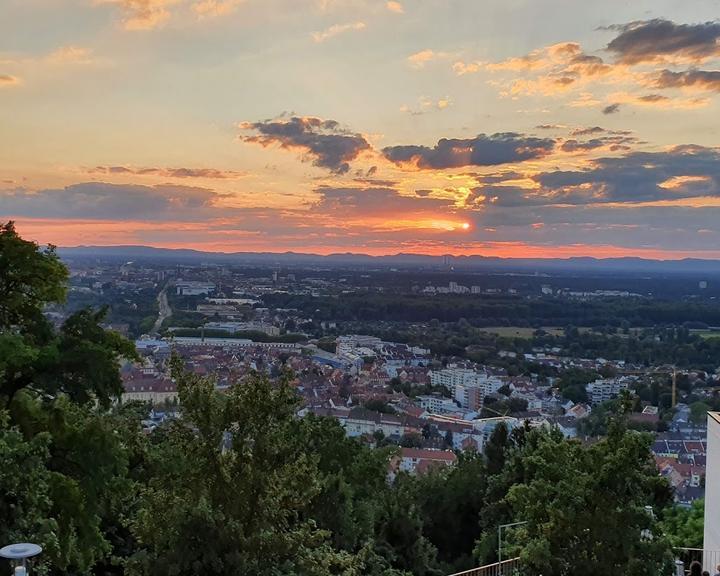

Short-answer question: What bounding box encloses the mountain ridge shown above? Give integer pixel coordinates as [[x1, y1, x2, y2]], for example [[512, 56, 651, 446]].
[[56, 244, 720, 273]]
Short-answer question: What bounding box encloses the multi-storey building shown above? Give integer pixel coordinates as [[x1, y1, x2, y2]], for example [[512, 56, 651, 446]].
[[585, 377, 631, 405], [417, 395, 460, 414], [430, 368, 504, 410]]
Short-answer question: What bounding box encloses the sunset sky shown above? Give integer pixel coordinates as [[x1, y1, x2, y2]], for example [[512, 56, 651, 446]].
[[2, 0, 720, 258]]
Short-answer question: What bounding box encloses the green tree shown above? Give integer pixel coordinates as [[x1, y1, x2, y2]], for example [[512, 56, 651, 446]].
[[0, 221, 67, 331], [660, 499, 704, 548], [689, 401, 711, 425], [0, 411, 56, 574], [507, 419, 674, 575], [129, 358, 360, 576], [0, 222, 142, 573], [413, 452, 487, 572], [399, 433, 423, 448]]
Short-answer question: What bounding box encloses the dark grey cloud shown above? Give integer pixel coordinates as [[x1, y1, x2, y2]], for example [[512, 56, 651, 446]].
[[313, 185, 454, 215], [567, 52, 611, 75], [654, 69, 720, 92], [602, 103, 621, 115], [382, 133, 556, 170], [638, 93, 669, 103], [240, 116, 370, 174], [606, 19, 720, 64], [473, 171, 525, 184], [535, 145, 720, 203], [570, 126, 606, 136], [85, 166, 247, 179], [0, 182, 226, 221], [561, 139, 606, 153], [469, 200, 720, 251], [560, 136, 634, 153]]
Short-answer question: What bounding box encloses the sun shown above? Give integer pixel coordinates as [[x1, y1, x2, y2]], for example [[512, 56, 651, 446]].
[[461, 222, 470, 230]]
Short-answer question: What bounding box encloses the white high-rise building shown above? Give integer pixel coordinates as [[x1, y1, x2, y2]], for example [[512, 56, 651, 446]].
[[704, 412, 720, 566], [430, 368, 504, 411]]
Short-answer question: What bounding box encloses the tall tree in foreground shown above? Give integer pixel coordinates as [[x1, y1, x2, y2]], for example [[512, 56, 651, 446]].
[[0, 221, 141, 574], [128, 357, 359, 576], [505, 407, 674, 576]]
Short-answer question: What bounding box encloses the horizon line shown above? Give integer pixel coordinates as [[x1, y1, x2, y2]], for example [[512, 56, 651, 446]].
[[56, 243, 720, 263]]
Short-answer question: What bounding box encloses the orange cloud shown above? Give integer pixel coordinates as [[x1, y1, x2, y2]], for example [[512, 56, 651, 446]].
[[386, 1, 403, 14], [193, 0, 244, 17], [408, 49, 451, 69], [46, 46, 96, 64], [95, 0, 178, 31], [311, 21, 366, 43], [0, 74, 20, 87], [452, 60, 483, 75], [83, 166, 248, 179]]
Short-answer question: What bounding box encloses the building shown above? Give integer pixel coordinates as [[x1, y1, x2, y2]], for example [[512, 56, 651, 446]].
[[704, 412, 720, 564], [122, 376, 177, 404], [175, 281, 216, 296], [204, 321, 280, 336], [454, 383, 485, 411], [336, 334, 383, 354], [391, 448, 457, 476], [417, 395, 460, 414], [585, 377, 631, 405], [431, 368, 504, 410]]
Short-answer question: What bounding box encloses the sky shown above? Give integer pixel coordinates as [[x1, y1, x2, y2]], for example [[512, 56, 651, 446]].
[[2, 0, 720, 258]]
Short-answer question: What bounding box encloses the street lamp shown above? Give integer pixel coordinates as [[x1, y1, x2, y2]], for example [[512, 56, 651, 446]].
[[0, 544, 42, 576]]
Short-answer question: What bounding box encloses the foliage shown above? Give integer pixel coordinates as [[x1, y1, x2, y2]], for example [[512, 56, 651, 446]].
[[0, 222, 141, 574], [0, 221, 68, 332], [689, 401, 712, 425], [660, 499, 704, 548], [128, 358, 360, 576], [506, 418, 674, 576], [556, 368, 596, 403], [364, 399, 396, 414]]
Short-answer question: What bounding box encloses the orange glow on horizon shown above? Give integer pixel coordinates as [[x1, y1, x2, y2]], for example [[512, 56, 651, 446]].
[[10, 217, 720, 261]]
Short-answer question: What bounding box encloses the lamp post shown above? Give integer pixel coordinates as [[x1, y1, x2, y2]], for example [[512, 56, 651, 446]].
[[0, 544, 42, 576]]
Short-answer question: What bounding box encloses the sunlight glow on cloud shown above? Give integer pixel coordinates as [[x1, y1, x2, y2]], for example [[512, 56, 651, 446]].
[[454, 19, 720, 113], [407, 49, 451, 69], [46, 46, 96, 64], [0, 74, 20, 86], [192, 0, 244, 17], [95, 0, 180, 30], [311, 21, 366, 43]]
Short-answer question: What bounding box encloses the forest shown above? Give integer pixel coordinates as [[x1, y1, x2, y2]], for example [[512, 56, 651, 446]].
[[263, 291, 720, 328]]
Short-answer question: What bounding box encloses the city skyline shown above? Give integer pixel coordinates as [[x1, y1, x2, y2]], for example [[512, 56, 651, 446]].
[[3, 0, 720, 258]]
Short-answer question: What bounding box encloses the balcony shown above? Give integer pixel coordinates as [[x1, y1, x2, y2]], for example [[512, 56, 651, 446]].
[[448, 558, 520, 576], [448, 550, 720, 576]]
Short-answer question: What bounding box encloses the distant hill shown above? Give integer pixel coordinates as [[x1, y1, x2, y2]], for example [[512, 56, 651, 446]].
[[57, 245, 720, 274]]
